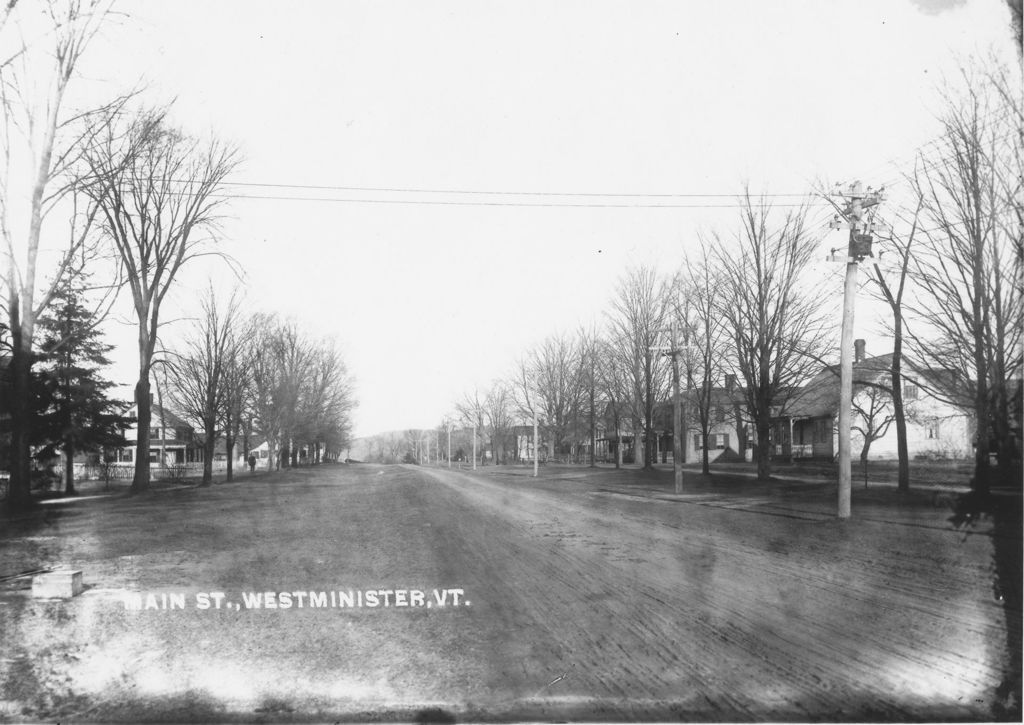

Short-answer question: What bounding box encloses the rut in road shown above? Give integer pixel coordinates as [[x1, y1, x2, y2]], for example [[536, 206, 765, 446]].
[[419, 465, 1003, 720]]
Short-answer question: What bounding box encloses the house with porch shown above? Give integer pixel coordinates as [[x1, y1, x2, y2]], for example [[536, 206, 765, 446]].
[[115, 403, 203, 466], [770, 340, 974, 461]]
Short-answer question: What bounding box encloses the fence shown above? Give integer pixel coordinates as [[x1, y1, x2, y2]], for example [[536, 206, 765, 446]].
[[53, 461, 230, 482]]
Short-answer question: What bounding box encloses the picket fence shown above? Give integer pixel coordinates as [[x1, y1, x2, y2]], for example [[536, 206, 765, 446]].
[[54, 461, 230, 482]]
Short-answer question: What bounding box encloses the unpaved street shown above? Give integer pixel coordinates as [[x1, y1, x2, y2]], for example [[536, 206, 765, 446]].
[[0, 463, 1010, 721]]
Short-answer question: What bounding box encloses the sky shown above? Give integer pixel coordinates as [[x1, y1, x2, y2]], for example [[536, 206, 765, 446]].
[[24, 0, 1020, 438]]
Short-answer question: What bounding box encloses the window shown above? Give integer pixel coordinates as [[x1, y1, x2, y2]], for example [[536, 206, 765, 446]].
[[928, 422, 941, 439], [694, 433, 729, 450], [904, 384, 919, 400]]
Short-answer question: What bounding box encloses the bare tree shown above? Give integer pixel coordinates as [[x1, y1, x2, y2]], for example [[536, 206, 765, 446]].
[[269, 319, 313, 468], [244, 316, 354, 470], [851, 384, 896, 467], [483, 382, 515, 465], [511, 332, 585, 463], [714, 192, 833, 481], [576, 326, 602, 467], [455, 388, 487, 466], [0, 0, 128, 506], [82, 109, 240, 492], [677, 247, 730, 474], [606, 266, 671, 469], [298, 338, 355, 464], [163, 287, 242, 486], [248, 313, 284, 471], [860, 203, 923, 491], [594, 336, 630, 468], [220, 315, 256, 481], [903, 61, 1022, 494]]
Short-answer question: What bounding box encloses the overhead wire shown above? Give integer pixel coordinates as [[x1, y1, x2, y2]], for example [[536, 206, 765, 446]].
[[204, 192, 830, 209], [214, 180, 817, 200]]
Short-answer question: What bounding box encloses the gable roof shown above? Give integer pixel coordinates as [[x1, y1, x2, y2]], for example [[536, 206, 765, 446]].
[[785, 353, 893, 419], [150, 403, 192, 431]]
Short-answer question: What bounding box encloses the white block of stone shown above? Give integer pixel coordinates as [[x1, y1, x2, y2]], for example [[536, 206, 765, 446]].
[[31, 569, 83, 598]]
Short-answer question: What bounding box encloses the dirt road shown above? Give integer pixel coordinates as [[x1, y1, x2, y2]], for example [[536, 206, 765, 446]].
[[0, 463, 1010, 721]]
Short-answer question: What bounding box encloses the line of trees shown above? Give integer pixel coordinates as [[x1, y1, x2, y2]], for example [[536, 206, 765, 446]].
[[0, 1, 357, 504], [436, 192, 832, 481], [436, 59, 1021, 492], [159, 295, 355, 486]]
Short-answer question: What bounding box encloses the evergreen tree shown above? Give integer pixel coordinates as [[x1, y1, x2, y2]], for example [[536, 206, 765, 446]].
[[34, 276, 131, 495]]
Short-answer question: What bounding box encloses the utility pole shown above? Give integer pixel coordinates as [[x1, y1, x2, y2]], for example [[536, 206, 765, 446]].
[[533, 414, 539, 478], [652, 321, 687, 494], [671, 321, 683, 493], [828, 181, 885, 519], [472, 421, 477, 470]]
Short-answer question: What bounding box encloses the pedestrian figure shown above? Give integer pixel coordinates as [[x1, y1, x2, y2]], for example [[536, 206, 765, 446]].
[[248, 454, 256, 472]]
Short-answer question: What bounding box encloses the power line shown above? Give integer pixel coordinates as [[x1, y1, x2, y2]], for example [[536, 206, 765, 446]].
[[206, 192, 830, 209], [216, 180, 818, 200]]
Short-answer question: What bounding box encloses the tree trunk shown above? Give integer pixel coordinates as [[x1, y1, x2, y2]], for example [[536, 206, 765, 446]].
[[589, 384, 596, 468], [994, 384, 1017, 488], [890, 324, 910, 491], [755, 416, 771, 481], [973, 405, 991, 495], [702, 430, 710, 475], [64, 439, 76, 496], [132, 376, 152, 494], [7, 336, 34, 507], [201, 418, 216, 485], [733, 403, 746, 458], [225, 434, 235, 482]]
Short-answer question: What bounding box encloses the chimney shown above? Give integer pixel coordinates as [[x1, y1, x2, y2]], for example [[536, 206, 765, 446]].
[[725, 373, 736, 393], [854, 339, 866, 363]]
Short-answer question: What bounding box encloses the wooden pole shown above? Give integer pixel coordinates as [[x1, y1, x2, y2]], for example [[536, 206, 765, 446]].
[[672, 321, 683, 494]]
